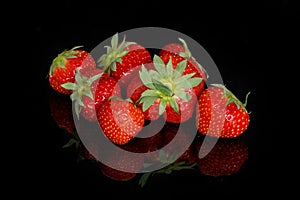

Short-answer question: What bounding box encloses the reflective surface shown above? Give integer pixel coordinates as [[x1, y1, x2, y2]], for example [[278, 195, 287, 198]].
[[46, 89, 267, 196], [49, 91, 250, 185], [24, 2, 280, 195]]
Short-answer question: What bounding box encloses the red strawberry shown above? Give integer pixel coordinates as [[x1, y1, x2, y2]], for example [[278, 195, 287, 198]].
[[159, 38, 207, 97], [196, 84, 250, 138], [97, 33, 152, 88], [137, 55, 202, 123], [61, 68, 121, 121], [97, 98, 145, 145], [119, 120, 165, 154], [48, 46, 96, 94], [49, 91, 75, 134], [194, 136, 248, 177]]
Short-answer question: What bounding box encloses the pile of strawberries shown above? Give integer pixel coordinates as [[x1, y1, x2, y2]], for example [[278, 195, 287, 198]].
[[48, 32, 250, 145]]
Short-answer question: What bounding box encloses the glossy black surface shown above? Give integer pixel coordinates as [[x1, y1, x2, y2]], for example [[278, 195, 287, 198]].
[[19, 0, 291, 198]]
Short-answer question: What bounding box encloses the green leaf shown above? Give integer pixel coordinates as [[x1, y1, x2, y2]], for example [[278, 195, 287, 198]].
[[166, 57, 174, 77], [87, 73, 103, 85], [60, 82, 77, 90], [159, 98, 167, 115], [188, 77, 202, 88], [158, 150, 167, 163], [180, 72, 196, 80], [139, 65, 155, 89], [175, 90, 191, 101], [178, 38, 192, 58], [140, 96, 158, 111], [62, 138, 78, 148], [97, 54, 106, 65], [84, 89, 94, 100], [139, 172, 152, 188], [175, 59, 187, 75], [175, 74, 201, 89], [244, 91, 251, 107], [74, 101, 81, 119], [119, 50, 128, 58], [105, 46, 112, 54], [111, 62, 117, 71], [111, 33, 118, 50], [152, 79, 173, 96], [153, 55, 166, 75], [149, 70, 160, 80], [143, 162, 154, 169], [140, 89, 160, 98], [169, 97, 180, 114]]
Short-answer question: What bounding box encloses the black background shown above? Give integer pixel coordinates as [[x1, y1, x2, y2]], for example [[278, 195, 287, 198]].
[[10, 0, 297, 198]]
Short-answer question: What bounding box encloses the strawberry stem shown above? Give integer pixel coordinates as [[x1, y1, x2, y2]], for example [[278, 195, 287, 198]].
[[210, 83, 249, 112], [97, 33, 135, 74], [244, 92, 251, 107], [177, 38, 209, 79], [61, 69, 103, 118], [138, 55, 202, 115], [49, 46, 83, 76]]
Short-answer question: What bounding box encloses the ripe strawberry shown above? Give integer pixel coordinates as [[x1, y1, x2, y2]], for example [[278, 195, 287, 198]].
[[49, 91, 75, 134], [119, 119, 165, 154], [194, 136, 248, 177], [61, 68, 121, 121], [97, 33, 152, 88], [137, 55, 202, 123], [196, 84, 250, 138], [159, 38, 207, 97], [97, 98, 145, 145], [48, 46, 96, 94]]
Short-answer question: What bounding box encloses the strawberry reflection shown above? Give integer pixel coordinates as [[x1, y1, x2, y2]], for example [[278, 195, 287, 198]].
[[194, 135, 249, 177], [137, 121, 198, 187], [52, 104, 249, 185], [49, 91, 75, 134]]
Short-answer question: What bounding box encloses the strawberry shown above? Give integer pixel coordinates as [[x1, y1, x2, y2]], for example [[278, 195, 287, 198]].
[[97, 98, 145, 145], [137, 55, 202, 123], [159, 38, 208, 97], [119, 119, 165, 154], [194, 136, 248, 177], [97, 33, 152, 88], [48, 46, 96, 94], [61, 68, 121, 121], [49, 91, 75, 134], [196, 84, 250, 138]]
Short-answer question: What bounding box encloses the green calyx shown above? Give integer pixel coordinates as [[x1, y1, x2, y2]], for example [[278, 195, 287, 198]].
[[49, 46, 83, 76], [61, 69, 103, 118], [211, 83, 251, 112], [139, 154, 196, 188], [138, 55, 202, 115], [177, 38, 209, 78], [97, 33, 135, 74]]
